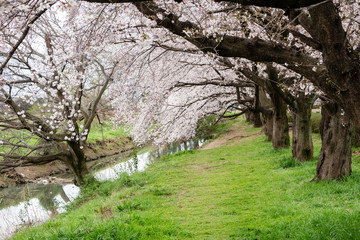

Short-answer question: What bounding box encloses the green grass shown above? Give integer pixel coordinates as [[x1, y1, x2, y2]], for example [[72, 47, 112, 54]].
[[0, 121, 128, 162], [212, 117, 257, 138], [11, 121, 360, 240], [0, 129, 42, 161], [86, 121, 128, 143]]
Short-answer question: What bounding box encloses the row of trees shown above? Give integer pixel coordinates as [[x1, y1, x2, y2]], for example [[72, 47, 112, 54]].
[[0, 0, 359, 183]]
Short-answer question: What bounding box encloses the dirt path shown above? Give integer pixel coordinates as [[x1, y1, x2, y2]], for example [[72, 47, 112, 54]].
[[201, 121, 262, 150]]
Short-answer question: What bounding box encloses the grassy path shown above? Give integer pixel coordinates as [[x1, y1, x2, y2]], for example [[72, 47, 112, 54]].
[[12, 120, 360, 239]]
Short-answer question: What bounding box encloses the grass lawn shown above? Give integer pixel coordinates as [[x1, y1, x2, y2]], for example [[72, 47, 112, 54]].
[[86, 121, 129, 143], [11, 120, 360, 240]]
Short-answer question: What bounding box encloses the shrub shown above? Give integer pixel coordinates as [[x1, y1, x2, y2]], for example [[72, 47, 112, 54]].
[[195, 115, 218, 139], [311, 112, 321, 133], [276, 156, 300, 169]]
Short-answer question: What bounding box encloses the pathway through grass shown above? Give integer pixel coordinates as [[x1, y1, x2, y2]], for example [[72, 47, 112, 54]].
[[12, 120, 360, 240]]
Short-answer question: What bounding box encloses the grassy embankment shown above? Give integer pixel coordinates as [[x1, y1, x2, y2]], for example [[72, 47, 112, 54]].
[[86, 121, 129, 143], [84, 121, 132, 160], [11, 118, 360, 240], [0, 121, 129, 161]]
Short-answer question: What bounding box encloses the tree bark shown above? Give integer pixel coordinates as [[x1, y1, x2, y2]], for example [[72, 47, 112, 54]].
[[291, 100, 313, 161], [306, 2, 360, 140], [66, 142, 89, 185], [0, 152, 69, 173], [245, 110, 262, 127], [258, 87, 273, 141], [271, 95, 290, 149], [313, 102, 352, 181], [262, 112, 273, 141], [266, 68, 290, 149]]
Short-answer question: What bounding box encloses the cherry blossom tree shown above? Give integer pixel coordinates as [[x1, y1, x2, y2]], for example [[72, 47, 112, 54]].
[[129, 0, 357, 179], [109, 44, 254, 144], [0, 2, 131, 184]]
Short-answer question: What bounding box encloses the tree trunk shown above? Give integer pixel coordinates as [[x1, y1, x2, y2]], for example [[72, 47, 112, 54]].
[[262, 112, 273, 141], [291, 99, 314, 161], [313, 102, 352, 181], [291, 109, 313, 161], [271, 93, 290, 149], [66, 142, 89, 185], [245, 110, 262, 127], [307, 3, 360, 144], [258, 87, 273, 141]]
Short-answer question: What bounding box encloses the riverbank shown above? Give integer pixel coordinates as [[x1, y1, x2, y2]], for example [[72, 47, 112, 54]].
[[10, 119, 360, 239], [0, 136, 133, 188]]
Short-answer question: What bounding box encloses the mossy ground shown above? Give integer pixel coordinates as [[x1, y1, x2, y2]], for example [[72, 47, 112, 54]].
[[11, 119, 360, 240]]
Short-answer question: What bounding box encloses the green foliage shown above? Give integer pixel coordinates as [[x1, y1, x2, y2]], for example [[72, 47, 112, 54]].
[[311, 112, 321, 133], [195, 114, 247, 139], [195, 115, 218, 139], [148, 185, 172, 196], [278, 156, 299, 169], [117, 200, 144, 212], [275, 155, 301, 169], [174, 149, 195, 157]]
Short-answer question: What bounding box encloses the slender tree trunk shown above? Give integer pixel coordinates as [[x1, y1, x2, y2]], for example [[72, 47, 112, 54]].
[[313, 102, 352, 181], [262, 111, 274, 142], [66, 141, 89, 185], [291, 99, 314, 161], [263, 112, 273, 141], [271, 93, 290, 149], [258, 87, 273, 141]]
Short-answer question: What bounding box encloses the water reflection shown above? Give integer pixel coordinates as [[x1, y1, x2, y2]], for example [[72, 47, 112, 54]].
[[94, 139, 204, 181], [0, 184, 80, 240], [0, 139, 204, 239]]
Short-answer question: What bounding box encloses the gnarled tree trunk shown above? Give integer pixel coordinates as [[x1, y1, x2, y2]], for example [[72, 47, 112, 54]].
[[266, 65, 290, 149], [66, 141, 89, 185], [313, 102, 352, 181], [291, 97, 314, 161], [245, 110, 262, 127], [271, 93, 290, 149]]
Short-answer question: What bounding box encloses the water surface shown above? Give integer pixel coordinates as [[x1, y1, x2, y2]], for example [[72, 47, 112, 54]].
[[0, 139, 204, 239]]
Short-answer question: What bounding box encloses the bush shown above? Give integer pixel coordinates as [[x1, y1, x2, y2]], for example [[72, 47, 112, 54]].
[[311, 112, 321, 133], [276, 155, 300, 169], [195, 115, 218, 139], [117, 200, 143, 212]]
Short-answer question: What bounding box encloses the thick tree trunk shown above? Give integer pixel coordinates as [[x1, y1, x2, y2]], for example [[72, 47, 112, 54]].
[[265, 65, 290, 149], [245, 110, 262, 127], [307, 3, 360, 144], [313, 102, 352, 181], [66, 142, 89, 185], [291, 96, 314, 162], [291, 107, 313, 161], [271, 93, 290, 149]]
